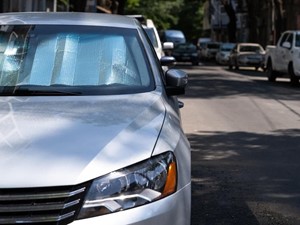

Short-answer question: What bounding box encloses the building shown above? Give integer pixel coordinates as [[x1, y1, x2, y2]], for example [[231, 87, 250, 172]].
[[203, 0, 300, 47], [0, 0, 74, 12]]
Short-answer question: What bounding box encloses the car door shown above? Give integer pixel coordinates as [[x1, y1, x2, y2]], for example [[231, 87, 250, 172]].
[[293, 32, 300, 76], [275, 32, 290, 72]]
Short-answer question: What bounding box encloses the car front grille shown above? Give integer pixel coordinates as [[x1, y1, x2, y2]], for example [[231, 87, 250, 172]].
[[0, 182, 91, 225]]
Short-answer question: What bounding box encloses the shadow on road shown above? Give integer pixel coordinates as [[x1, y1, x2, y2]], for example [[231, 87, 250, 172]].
[[188, 129, 300, 225], [174, 64, 300, 101]]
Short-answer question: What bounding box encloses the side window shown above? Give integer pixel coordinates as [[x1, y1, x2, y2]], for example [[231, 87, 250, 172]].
[[279, 33, 289, 47], [296, 34, 300, 47], [286, 33, 293, 45]]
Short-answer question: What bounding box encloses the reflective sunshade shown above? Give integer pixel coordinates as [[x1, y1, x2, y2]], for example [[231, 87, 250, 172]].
[[0, 25, 154, 95]]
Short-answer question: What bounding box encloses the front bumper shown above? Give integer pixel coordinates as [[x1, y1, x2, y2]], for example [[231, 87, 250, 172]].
[[237, 57, 264, 67], [71, 183, 191, 225]]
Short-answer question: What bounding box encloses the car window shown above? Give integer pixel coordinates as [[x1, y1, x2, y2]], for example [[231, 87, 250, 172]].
[[144, 27, 158, 48], [296, 33, 300, 47], [207, 43, 220, 49], [0, 25, 154, 95], [286, 33, 293, 45], [279, 33, 289, 46], [239, 45, 262, 52]]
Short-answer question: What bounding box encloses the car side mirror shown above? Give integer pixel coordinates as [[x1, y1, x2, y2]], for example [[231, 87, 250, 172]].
[[282, 41, 291, 49], [160, 56, 176, 66], [163, 42, 174, 50], [165, 69, 188, 96]]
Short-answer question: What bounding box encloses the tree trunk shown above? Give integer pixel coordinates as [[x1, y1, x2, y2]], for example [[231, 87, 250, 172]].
[[70, 0, 87, 12], [221, 0, 237, 43]]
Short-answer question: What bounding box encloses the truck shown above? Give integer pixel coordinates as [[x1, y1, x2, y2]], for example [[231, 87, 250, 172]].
[[265, 30, 300, 85]]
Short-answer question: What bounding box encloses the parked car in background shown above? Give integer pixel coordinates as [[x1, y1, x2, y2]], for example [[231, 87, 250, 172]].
[[265, 30, 300, 85], [126, 15, 173, 60], [0, 12, 191, 225], [215, 42, 236, 65], [197, 37, 211, 51], [228, 43, 265, 70], [172, 42, 199, 65], [161, 29, 186, 46], [200, 42, 220, 61], [142, 19, 165, 59]]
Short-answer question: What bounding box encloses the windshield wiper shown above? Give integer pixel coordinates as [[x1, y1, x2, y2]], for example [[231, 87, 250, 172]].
[[0, 85, 82, 96]]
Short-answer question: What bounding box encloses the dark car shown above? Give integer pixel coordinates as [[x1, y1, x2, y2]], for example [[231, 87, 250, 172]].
[[172, 43, 199, 65]]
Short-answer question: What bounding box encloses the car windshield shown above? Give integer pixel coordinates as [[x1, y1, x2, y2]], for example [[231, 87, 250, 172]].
[[220, 44, 235, 51], [0, 25, 154, 96], [239, 45, 263, 52], [174, 43, 197, 53], [207, 43, 220, 49]]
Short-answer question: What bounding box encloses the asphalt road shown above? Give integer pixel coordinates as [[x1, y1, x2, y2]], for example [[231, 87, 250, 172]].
[[176, 63, 300, 225]]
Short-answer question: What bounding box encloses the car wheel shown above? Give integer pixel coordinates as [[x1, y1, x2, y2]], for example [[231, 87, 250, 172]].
[[266, 60, 276, 82], [289, 63, 299, 86], [192, 60, 199, 66], [235, 61, 239, 70]]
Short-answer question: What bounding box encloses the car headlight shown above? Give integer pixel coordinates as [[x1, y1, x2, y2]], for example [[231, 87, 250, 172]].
[[77, 152, 177, 219]]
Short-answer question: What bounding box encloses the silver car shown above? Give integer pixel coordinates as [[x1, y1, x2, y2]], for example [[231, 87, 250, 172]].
[[229, 43, 265, 70], [0, 13, 191, 225]]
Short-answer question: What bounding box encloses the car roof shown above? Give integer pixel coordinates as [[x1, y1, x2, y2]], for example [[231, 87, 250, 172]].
[[0, 12, 138, 28], [238, 43, 262, 46]]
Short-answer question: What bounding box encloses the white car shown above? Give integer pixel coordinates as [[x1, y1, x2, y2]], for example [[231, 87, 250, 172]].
[[229, 43, 265, 70], [200, 42, 220, 61], [0, 12, 191, 225], [265, 30, 300, 85], [215, 43, 235, 65]]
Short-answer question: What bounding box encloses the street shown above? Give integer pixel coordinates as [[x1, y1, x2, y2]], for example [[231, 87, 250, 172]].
[[177, 63, 300, 225]]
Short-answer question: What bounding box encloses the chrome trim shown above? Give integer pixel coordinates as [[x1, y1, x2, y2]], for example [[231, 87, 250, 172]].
[[0, 211, 75, 224], [0, 187, 85, 201], [0, 199, 80, 212], [0, 185, 88, 224]]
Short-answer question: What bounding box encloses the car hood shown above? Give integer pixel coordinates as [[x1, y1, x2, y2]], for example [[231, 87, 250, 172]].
[[0, 93, 166, 188]]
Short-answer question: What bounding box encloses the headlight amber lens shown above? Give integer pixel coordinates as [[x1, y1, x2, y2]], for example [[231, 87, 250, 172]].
[[77, 152, 177, 219]]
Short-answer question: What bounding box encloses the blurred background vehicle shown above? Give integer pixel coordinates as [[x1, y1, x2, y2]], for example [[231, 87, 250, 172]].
[[127, 15, 173, 60], [197, 37, 211, 51], [161, 29, 186, 46], [200, 42, 220, 61], [172, 42, 199, 65], [215, 42, 236, 65], [229, 43, 266, 70]]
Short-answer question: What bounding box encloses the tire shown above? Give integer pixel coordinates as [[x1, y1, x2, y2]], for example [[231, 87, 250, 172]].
[[235, 61, 239, 70], [266, 60, 276, 82], [289, 63, 299, 86], [192, 61, 198, 66]]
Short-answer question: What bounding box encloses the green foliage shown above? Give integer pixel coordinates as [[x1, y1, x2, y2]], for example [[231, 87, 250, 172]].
[[177, 0, 206, 42], [125, 0, 184, 30], [125, 0, 206, 43], [59, 0, 69, 7]]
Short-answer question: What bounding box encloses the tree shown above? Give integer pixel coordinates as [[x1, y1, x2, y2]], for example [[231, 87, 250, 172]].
[[125, 0, 184, 31], [69, 0, 87, 11], [177, 0, 207, 43], [220, 0, 237, 43]]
